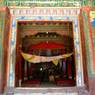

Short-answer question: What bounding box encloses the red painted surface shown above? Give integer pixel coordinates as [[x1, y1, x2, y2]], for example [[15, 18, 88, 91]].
[[56, 79, 75, 86], [15, 23, 23, 86], [79, 9, 89, 90], [29, 42, 64, 49]]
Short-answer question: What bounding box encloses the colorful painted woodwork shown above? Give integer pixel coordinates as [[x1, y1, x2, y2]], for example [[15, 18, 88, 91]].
[[90, 10, 95, 72], [8, 7, 84, 87], [0, 0, 95, 94], [82, 7, 95, 77], [2, 0, 82, 7], [1, 0, 95, 7], [0, 6, 10, 93]]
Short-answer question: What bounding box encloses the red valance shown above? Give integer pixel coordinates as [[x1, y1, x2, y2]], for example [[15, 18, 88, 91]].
[[29, 42, 64, 50]]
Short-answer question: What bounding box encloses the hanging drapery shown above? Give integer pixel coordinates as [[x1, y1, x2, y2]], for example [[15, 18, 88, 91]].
[[21, 52, 73, 65], [28, 42, 64, 50], [52, 59, 59, 66]]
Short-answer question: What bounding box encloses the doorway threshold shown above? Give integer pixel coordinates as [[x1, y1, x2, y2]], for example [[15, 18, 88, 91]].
[[4, 86, 89, 95]]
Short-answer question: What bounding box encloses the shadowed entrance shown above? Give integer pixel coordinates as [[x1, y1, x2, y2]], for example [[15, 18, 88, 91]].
[[15, 21, 76, 87]]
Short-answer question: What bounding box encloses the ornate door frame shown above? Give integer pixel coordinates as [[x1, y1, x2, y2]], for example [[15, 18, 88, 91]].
[[7, 7, 84, 87]]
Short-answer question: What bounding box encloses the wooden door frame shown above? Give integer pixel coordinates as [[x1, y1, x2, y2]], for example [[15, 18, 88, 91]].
[[7, 10, 85, 88], [15, 20, 76, 87]]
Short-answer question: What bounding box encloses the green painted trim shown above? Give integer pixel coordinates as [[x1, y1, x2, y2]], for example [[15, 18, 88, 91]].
[[82, 11, 95, 77], [1, 0, 94, 7], [2, 0, 82, 7], [0, 11, 5, 73], [88, 73, 95, 77]]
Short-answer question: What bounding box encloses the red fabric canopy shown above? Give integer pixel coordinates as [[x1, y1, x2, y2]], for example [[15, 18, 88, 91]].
[[29, 42, 64, 49]]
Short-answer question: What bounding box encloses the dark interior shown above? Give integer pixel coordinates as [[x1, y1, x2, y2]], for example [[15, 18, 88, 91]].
[[15, 21, 76, 87]]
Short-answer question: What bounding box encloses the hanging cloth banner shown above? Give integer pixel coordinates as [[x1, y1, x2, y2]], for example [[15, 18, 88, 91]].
[[52, 59, 59, 66], [21, 52, 35, 61], [21, 52, 73, 63]]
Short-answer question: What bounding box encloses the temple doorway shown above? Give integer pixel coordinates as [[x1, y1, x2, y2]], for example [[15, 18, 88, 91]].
[[15, 21, 76, 87]]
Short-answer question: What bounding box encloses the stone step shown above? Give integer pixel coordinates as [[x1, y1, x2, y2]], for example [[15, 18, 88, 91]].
[[4, 86, 90, 95], [14, 92, 78, 95]]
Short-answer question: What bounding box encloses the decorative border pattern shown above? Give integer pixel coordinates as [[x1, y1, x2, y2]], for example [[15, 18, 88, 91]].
[[8, 15, 83, 87], [90, 11, 95, 70], [82, 10, 95, 77], [6, 0, 81, 7], [10, 7, 80, 16]]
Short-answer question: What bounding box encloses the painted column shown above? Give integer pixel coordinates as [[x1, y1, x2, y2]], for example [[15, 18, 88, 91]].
[[82, 6, 95, 77], [89, 10, 95, 75], [0, 6, 10, 93], [0, 7, 5, 93]]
